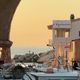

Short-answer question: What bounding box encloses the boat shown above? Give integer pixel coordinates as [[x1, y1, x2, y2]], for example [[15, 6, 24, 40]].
[[23, 68, 80, 80], [22, 58, 80, 80]]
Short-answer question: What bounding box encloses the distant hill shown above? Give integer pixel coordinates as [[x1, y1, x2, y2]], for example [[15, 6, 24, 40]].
[[11, 47, 52, 58], [13, 53, 39, 62]]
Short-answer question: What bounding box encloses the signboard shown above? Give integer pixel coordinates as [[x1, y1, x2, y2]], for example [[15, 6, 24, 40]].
[[53, 20, 71, 28], [64, 45, 70, 48]]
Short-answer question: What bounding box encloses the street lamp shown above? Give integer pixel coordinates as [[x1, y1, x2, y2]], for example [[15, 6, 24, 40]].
[[64, 40, 70, 71]]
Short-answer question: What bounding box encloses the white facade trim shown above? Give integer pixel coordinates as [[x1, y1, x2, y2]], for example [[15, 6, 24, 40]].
[[53, 20, 71, 29]]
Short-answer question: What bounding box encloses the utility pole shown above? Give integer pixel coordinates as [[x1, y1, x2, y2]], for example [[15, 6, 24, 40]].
[[65, 50, 68, 71]]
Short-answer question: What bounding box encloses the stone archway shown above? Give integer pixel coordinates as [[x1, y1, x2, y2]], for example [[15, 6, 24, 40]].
[[0, 0, 20, 63]]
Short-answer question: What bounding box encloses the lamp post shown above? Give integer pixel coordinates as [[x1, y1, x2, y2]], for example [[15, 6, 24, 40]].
[[64, 41, 70, 71], [66, 48, 68, 70]]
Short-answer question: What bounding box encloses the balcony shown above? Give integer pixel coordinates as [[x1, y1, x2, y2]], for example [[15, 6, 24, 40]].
[[53, 37, 71, 44]]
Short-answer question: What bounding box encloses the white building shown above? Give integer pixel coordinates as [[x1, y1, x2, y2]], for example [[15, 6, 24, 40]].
[[48, 14, 80, 67]]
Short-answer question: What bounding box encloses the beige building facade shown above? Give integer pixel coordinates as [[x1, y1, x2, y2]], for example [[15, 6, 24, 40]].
[[48, 15, 80, 67]]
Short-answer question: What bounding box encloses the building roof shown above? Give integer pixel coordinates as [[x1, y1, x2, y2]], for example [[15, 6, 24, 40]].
[[48, 20, 71, 30], [72, 18, 80, 22], [72, 38, 80, 41], [48, 18, 80, 30]]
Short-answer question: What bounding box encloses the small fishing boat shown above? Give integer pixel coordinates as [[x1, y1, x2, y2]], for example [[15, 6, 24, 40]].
[[23, 68, 79, 80]]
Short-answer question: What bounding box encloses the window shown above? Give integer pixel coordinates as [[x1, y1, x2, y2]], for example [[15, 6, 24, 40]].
[[54, 30, 57, 37], [65, 29, 70, 38], [65, 31, 69, 38], [54, 29, 70, 38]]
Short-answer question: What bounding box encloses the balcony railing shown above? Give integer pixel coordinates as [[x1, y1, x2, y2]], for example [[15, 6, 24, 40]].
[[53, 37, 71, 43]]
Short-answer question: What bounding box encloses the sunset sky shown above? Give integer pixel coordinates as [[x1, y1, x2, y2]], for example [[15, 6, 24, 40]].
[[10, 0, 80, 48]]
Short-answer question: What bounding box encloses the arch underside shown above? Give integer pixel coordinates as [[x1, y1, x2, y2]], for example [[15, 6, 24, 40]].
[[0, 0, 20, 40], [0, 0, 20, 63]]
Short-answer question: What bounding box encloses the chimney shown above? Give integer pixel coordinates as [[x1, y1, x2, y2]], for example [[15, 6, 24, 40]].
[[70, 14, 75, 20]]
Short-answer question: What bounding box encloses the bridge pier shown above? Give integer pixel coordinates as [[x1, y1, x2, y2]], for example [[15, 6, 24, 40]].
[[0, 41, 12, 63]]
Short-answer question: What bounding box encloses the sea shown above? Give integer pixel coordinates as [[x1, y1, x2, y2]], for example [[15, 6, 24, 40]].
[[11, 47, 53, 58]]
